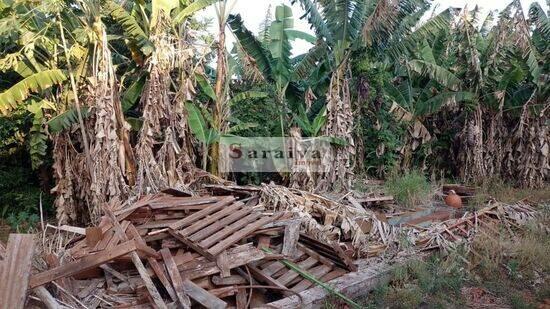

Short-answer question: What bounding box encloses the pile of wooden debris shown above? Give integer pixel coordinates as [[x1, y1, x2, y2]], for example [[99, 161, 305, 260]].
[[0, 184, 539, 308], [1, 190, 357, 308]]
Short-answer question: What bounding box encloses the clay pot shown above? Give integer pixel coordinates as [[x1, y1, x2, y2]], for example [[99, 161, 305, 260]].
[[445, 190, 462, 208]]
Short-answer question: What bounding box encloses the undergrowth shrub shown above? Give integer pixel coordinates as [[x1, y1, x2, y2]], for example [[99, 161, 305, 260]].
[[385, 170, 431, 208]]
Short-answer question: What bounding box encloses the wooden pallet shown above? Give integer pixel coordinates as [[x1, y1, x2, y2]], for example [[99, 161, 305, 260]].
[[168, 196, 280, 259], [249, 244, 348, 295]]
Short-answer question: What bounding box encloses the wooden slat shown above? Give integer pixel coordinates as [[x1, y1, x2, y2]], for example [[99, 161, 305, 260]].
[[247, 264, 288, 294], [281, 221, 300, 257], [290, 265, 334, 293], [169, 230, 214, 259], [0, 234, 35, 309], [199, 212, 261, 248], [169, 196, 235, 230], [262, 261, 288, 277], [181, 244, 265, 280], [276, 257, 318, 285], [104, 207, 167, 309], [182, 279, 227, 309], [30, 239, 148, 288], [161, 249, 191, 308], [149, 196, 221, 209], [207, 215, 279, 256], [183, 202, 245, 239], [212, 275, 248, 286], [148, 257, 178, 302]]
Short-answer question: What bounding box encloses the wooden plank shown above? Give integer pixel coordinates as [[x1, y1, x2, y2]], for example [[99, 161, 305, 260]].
[[236, 289, 247, 309], [212, 275, 247, 286], [104, 207, 167, 309], [30, 239, 146, 288], [0, 234, 35, 309], [257, 235, 271, 250], [147, 257, 178, 302], [290, 265, 334, 293], [262, 261, 288, 277], [140, 220, 180, 229], [149, 196, 221, 209], [185, 202, 246, 240], [161, 249, 191, 308], [331, 242, 358, 272], [169, 196, 235, 230], [182, 279, 227, 309], [169, 230, 214, 259], [114, 195, 157, 219], [33, 286, 59, 309], [85, 227, 103, 247], [296, 243, 337, 268], [181, 244, 265, 280], [356, 196, 394, 203], [276, 257, 318, 285], [189, 203, 252, 242], [199, 212, 261, 248], [58, 225, 86, 235], [207, 215, 279, 256], [247, 264, 289, 293], [281, 221, 300, 257]]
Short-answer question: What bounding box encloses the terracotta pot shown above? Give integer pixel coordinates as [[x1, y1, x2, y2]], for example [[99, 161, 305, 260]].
[[445, 190, 462, 208]]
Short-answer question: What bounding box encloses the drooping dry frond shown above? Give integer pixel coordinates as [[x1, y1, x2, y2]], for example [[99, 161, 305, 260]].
[[135, 15, 196, 195]]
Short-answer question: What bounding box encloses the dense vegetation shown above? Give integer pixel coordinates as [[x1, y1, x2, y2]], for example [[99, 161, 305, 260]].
[[0, 0, 548, 224]]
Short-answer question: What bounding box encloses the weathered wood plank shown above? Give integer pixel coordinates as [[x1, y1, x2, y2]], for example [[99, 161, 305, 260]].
[[186, 203, 247, 240], [33, 286, 59, 309], [161, 249, 191, 308], [104, 207, 167, 309], [281, 221, 300, 257], [182, 279, 227, 309], [247, 264, 288, 291], [290, 265, 334, 293], [276, 257, 318, 285], [169, 196, 235, 230], [0, 234, 35, 309], [199, 212, 261, 248], [30, 239, 145, 288], [149, 196, 221, 209], [147, 257, 178, 302], [207, 215, 280, 256]]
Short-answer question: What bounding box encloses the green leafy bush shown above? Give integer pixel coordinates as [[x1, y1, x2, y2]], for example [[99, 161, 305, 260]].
[[385, 170, 431, 208]]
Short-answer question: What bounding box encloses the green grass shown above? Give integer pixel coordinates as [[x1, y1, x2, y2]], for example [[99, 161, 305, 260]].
[[385, 170, 432, 208], [360, 253, 467, 308]]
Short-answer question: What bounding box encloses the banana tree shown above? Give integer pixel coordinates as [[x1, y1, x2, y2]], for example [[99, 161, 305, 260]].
[[186, 100, 261, 170], [228, 4, 316, 122], [289, 0, 431, 190]]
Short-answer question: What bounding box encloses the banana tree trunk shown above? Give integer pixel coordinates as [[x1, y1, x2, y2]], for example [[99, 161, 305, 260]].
[[209, 19, 227, 176], [319, 60, 355, 191]]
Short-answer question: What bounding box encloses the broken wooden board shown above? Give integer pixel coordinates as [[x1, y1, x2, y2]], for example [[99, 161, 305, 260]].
[[0, 234, 35, 309], [30, 239, 155, 288], [356, 196, 394, 204], [299, 234, 357, 271]]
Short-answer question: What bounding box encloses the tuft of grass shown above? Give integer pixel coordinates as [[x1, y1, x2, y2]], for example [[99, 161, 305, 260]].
[[363, 254, 467, 308], [385, 170, 432, 208]]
